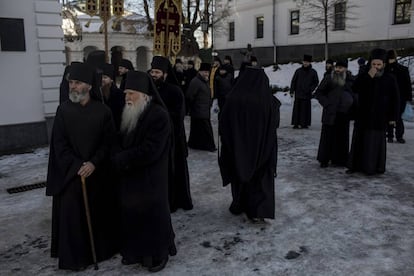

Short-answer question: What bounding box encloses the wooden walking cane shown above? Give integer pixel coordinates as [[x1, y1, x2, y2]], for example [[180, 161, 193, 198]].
[[81, 176, 99, 270]]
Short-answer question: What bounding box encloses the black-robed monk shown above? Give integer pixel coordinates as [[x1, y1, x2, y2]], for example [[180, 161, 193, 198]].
[[219, 67, 280, 221], [347, 49, 400, 175], [46, 63, 119, 271], [150, 56, 193, 212], [113, 71, 176, 272]]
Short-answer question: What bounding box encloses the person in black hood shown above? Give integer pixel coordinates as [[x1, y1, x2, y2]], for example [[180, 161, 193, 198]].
[[290, 54, 319, 129], [149, 56, 193, 212], [223, 55, 235, 78], [99, 63, 125, 131], [113, 71, 177, 272], [219, 67, 280, 222], [118, 59, 134, 91], [385, 49, 413, 144], [215, 63, 234, 116], [324, 59, 334, 77]]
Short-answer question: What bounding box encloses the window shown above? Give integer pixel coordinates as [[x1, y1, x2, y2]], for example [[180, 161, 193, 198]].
[[256, 16, 264, 39], [334, 2, 346, 30], [394, 0, 411, 24], [0, 18, 26, 51], [290, 10, 299, 35], [229, 22, 235, 41]]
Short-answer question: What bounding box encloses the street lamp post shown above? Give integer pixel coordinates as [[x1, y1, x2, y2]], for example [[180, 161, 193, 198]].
[[85, 0, 124, 62], [200, 14, 209, 49]]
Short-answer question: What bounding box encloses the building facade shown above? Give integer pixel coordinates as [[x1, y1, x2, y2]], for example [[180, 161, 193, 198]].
[[62, 6, 153, 71], [214, 0, 414, 66], [0, 0, 66, 154]]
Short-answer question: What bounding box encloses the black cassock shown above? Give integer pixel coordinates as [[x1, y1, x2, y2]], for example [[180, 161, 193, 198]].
[[46, 100, 119, 270], [158, 81, 193, 212], [114, 101, 177, 265], [348, 71, 400, 175], [219, 67, 280, 219], [103, 83, 125, 131]]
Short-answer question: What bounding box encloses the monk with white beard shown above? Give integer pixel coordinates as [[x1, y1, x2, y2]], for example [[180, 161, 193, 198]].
[[113, 71, 176, 272]]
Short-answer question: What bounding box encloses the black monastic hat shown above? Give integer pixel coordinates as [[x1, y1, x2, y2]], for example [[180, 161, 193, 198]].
[[370, 48, 387, 62], [335, 59, 348, 68], [303, 54, 313, 62], [124, 71, 151, 94], [119, 59, 134, 70], [151, 56, 170, 73], [199, 62, 211, 72], [99, 63, 115, 79], [68, 63, 95, 85]]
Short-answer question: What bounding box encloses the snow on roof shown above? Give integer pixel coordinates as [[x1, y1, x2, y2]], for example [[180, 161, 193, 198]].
[[62, 6, 148, 35]]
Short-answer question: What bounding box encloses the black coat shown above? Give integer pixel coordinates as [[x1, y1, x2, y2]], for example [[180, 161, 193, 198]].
[[46, 100, 118, 269], [157, 81, 192, 211], [352, 71, 400, 130], [215, 72, 233, 111], [186, 74, 212, 119], [290, 65, 319, 99], [114, 102, 176, 262], [315, 72, 355, 125], [386, 62, 412, 112]]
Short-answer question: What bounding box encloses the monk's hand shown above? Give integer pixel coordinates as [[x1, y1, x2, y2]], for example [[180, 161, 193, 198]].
[[368, 67, 377, 78], [389, 121, 396, 126], [78, 161, 96, 178]]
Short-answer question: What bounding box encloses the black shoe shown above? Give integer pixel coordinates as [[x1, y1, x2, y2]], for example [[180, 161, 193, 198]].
[[320, 162, 328, 168], [396, 138, 406, 144], [293, 125, 299, 129], [148, 257, 168, 273], [387, 138, 393, 143], [302, 126, 309, 129], [345, 169, 354, 174]]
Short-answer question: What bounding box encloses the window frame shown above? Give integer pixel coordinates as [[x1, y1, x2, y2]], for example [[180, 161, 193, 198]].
[[228, 21, 235, 41], [290, 10, 299, 35], [334, 2, 346, 31], [394, 0, 412, 24], [256, 16, 264, 39]]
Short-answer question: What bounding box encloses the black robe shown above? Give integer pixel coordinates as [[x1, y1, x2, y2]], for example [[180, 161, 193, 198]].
[[219, 67, 280, 219], [113, 101, 177, 264], [46, 100, 119, 270], [348, 71, 400, 175], [103, 83, 125, 131], [314, 73, 355, 166], [290, 65, 319, 127], [157, 81, 193, 211], [186, 74, 216, 151]]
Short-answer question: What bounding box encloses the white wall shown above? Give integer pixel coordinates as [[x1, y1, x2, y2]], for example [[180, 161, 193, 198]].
[[214, 0, 414, 50], [0, 0, 65, 125]]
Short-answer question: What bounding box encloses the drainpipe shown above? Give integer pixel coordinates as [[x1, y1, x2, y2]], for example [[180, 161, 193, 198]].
[[272, 0, 277, 65]]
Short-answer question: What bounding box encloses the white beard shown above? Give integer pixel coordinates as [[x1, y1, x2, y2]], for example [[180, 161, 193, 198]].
[[120, 96, 152, 134], [69, 89, 88, 103]]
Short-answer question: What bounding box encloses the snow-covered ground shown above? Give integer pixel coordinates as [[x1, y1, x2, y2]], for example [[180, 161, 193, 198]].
[[0, 61, 414, 275]]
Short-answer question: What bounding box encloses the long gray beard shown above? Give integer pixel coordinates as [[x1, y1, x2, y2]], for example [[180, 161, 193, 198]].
[[331, 71, 346, 87], [69, 89, 88, 103], [120, 96, 152, 134]]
